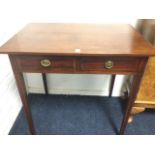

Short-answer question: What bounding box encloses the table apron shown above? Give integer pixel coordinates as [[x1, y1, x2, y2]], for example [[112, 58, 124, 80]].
[[9, 55, 148, 75]]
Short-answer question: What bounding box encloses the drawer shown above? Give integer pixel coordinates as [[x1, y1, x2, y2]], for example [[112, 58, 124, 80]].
[[79, 57, 140, 73], [16, 55, 75, 73], [13, 55, 142, 74]]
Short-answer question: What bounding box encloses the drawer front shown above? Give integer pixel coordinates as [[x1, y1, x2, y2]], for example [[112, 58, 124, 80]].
[[14, 55, 142, 74], [79, 57, 140, 73], [16, 56, 75, 73]]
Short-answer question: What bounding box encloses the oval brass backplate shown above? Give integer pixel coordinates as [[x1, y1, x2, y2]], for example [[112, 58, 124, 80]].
[[105, 60, 114, 69], [40, 59, 51, 67]]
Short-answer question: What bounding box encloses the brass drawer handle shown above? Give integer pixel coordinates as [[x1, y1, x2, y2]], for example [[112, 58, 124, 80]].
[[40, 59, 51, 67], [105, 60, 114, 69]]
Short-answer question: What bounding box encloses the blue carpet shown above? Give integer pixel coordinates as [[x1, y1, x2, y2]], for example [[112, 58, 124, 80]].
[[9, 94, 155, 135]]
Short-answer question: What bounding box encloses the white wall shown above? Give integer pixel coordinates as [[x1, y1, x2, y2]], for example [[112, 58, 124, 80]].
[[0, 55, 22, 135], [0, 0, 137, 134]]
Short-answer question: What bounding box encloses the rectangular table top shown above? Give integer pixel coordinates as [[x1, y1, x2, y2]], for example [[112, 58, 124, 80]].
[[0, 23, 154, 56]]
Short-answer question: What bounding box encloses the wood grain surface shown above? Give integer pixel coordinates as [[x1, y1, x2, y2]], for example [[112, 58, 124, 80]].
[[0, 23, 154, 56], [11, 55, 146, 75], [136, 57, 155, 104]]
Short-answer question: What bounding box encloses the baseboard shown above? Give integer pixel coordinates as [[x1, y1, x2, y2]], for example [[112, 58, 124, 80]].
[[28, 87, 120, 96]]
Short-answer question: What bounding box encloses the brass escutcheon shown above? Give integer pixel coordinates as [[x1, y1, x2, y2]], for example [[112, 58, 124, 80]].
[[40, 59, 51, 67], [105, 60, 114, 69]]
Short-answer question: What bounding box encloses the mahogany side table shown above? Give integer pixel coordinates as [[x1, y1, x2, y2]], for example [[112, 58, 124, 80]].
[[0, 23, 154, 134]]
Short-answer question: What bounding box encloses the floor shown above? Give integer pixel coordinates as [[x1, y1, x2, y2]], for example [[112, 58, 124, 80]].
[[9, 94, 155, 135]]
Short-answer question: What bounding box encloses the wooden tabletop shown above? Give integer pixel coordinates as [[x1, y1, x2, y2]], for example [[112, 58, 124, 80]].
[[0, 23, 154, 56]]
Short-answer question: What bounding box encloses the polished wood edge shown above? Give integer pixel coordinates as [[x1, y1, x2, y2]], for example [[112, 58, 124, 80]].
[[134, 103, 155, 109], [135, 100, 155, 104], [3, 53, 155, 57]]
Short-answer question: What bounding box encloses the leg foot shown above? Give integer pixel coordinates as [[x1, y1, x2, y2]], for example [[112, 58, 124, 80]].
[[128, 107, 145, 123]]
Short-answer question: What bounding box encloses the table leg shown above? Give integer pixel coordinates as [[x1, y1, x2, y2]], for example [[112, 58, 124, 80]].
[[9, 56, 36, 135], [119, 74, 145, 134], [109, 75, 115, 97], [42, 73, 48, 95]]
